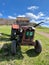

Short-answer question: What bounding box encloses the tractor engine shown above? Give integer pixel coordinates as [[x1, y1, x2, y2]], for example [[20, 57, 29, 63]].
[[11, 24, 35, 44], [21, 26, 35, 45], [25, 27, 35, 39]]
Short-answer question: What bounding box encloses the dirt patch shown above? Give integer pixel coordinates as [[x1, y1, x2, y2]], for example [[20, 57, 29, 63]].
[[36, 31, 49, 38]]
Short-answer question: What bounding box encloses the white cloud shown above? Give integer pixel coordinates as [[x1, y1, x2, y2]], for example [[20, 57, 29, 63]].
[[17, 12, 45, 20], [38, 12, 44, 17], [8, 16, 16, 19], [45, 17, 49, 21], [28, 6, 39, 10], [17, 15, 25, 17], [17, 12, 44, 20], [46, 17, 49, 20], [26, 13, 38, 19], [30, 19, 36, 23], [25, 12, 44, 20], [17, 12, 49, 27], [0, 13, 3, 16]]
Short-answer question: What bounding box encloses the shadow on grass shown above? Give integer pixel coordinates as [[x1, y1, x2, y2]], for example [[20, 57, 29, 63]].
[[0, 43, 24, 62], [1, 33, 10, 37], [0, 32, 40, 61], [26, 49, 40, 57], [0, 33, 10, 41], [0, 37, 10, 41], [0, 44, 40, 62]]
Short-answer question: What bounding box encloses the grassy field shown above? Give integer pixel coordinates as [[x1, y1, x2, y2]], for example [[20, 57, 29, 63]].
[[36, 27, 49, 33], [0, 25, 49, 65]]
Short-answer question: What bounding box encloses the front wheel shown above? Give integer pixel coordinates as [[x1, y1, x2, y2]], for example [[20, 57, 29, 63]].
[[34, 40, 42, 53], [11, 40, 16, 55]]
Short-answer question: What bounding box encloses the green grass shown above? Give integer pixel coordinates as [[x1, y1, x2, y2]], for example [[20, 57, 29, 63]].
[[36, 27, 49, 33], [0, 25, 11, 34], [0, 25, 49, 65]]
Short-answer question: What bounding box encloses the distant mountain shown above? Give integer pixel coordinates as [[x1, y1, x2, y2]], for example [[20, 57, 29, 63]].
[[0, 18, 16, 25], [0, 18, 38, 27]]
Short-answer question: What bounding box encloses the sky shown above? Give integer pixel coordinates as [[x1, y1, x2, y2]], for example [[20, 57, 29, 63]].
[[0, 0, 49, 27]]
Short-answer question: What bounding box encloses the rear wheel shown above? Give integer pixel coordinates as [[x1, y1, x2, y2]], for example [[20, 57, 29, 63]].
[[11, 40, 16, 55], [35, 40, 42, 53]]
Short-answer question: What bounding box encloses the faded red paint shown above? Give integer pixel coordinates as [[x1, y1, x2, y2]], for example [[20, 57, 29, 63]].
[[12, 24, 19, 29]]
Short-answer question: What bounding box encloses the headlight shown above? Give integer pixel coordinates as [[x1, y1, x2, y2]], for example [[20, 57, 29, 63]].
[[25, 31, 29, 36], [30, 32, 33, 36]]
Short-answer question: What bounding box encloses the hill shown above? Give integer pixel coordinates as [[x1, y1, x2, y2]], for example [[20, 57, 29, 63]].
[[0, 18, 40, 27], [0, 18, 16, 25]]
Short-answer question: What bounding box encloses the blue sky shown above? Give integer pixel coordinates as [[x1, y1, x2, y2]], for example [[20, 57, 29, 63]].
[[0, 0, 49, 27]]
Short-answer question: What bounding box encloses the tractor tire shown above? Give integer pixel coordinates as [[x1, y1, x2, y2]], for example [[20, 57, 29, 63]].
[[35, 40, 42, 53], [11, 40, 16, 55]]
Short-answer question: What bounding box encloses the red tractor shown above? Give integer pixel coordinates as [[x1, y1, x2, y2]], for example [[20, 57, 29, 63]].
[[11, 17, 43, 55]]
